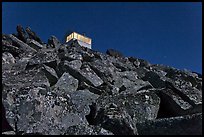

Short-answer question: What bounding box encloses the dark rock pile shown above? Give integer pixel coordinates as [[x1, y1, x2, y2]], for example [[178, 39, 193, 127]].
[[2, 25, 202, 135]]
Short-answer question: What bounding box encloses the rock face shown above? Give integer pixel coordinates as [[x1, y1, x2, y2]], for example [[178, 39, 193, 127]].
[[2, 25, 202, 135]]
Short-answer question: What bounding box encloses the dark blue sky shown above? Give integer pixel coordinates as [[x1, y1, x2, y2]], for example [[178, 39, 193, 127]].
[[2, 2, 202, 74]]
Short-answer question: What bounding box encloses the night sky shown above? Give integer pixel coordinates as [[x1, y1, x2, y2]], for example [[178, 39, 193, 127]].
[[2, 2, 202, 74]]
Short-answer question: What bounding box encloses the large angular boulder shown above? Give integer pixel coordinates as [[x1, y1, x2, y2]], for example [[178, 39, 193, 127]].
[[136, 113, 202, 135], [52, 72, 78, 96], [87, 91, 160, 129], [48, 35, 61, 49], [25, 27, 43, 44], [106, 49, 123, 58], [16, 25, 28, 43]]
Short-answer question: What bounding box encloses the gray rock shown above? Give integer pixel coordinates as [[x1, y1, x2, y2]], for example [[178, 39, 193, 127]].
[[138, 58, 151, 68], [65, 124, 113, 135], [136, 113, 202, 135], [78, 81, 105, 95], [15, 87, 85, 135], [27, 39, 44, 50], [42, 64, 58, 86], [2, 52, 16, 64], [2, 68, 51, 133], [70, 89, 99, 119], [128, 56, 141, 68], [142, 71, 166, 88], [88, 91, 160, 130], [28, 49, 59, 68], [106, 49, 123, 57], [2, 34, 22, 58], [25, 27, 42, 44], [93, 102, 138, 135], [62, 63, 103, 87], [112, 71, 153, 94], [166, 81, 202, 107], [88, 59, 116, 83], [8, 34, 37, 55], [16, 25, 28, 43], [2, 68, 50, 89], [48, 35, 61, 48], [52, 72, 78, 95], [156, 88, 200, 118], [64, 60, 82, 71], [2, 26, 202, 135], [80, 65, 104, 87]]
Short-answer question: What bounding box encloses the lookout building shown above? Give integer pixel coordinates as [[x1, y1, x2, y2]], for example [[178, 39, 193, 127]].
[[66, 32, 92, 49]]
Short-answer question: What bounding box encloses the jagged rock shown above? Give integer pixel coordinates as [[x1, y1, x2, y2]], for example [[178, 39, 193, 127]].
[[2, 26, 202, 135], [78, 81, 105, 95], [16, 25, 28, 43], [111, 71, 153, 94], [7, 57, 30, 72], [64, 60, 82, 71], [65, 124, 114, 135], [2, 35, 22, 58], [138, 58, 151, 68], [2, 67, 50, 89], [88, 59, 116, 83], [92, 102, 138, 135], [2, 69, 51, 133], [8, 34, 37, 55], [2, 131, 16, 135], [6, 86, 85, 135], [165, 81, 202, 108], [142, 71, 166, 88], [136, 113, 202, 135], [48, 35, 61, 48], [106, 49, 123, 57], [63, 63, 103, 87], [58, 50, 83, 61], [2, 52, 16, 64], [79, 65, 104, 87], [52, 72, 78, 96], [128, 56, 141, 68], [88, 91, 160, 129], [70, 89, 99, 118], [27, 49, 59, 68], [27, 39, 44, 50], [156, 88, 201, 118], [25, 27, 42, 44], [42, 64, 58, 86]]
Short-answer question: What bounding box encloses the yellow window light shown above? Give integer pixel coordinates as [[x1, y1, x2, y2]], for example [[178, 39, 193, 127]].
[[66, 32, 92, 45]]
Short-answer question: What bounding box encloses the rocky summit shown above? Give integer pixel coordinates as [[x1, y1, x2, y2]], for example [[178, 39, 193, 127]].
[[2, 25, 202, 135]]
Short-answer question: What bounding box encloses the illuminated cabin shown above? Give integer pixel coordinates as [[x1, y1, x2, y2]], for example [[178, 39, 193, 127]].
[[66, 32, 92, 49]]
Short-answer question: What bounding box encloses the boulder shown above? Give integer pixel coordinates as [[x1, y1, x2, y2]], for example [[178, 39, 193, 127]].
[[42, 64, 59, 86], [48, 35, 61, 48], [136, 113, 202, 135], [25, 27, 43, 44], [8, 34, 37, 57], [106, 49, 123, 58], [52, 72, 78, 95], [27, 49, 59, 68], [94, 103, 138, 135], [142, 71, 166, 88], [87, 91, 160, 129], [16, 25, 28, 43], [2, 52, 16, 64], [27, 39, 44, 50]]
